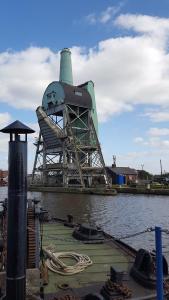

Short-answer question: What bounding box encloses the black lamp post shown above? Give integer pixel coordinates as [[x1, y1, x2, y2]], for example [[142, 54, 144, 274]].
[[0, 120, 34, 300]]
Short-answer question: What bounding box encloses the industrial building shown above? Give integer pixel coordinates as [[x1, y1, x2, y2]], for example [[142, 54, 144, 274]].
[[31, 48, 110, 189], [0, 169, 8, 186], [106, 166, 138, 185]]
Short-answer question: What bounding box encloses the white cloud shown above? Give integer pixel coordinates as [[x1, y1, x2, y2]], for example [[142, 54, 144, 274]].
[[0, 47, 58, 110], [133, 134, 169, 149], [0, 118, 38, 172], [133, 136, 149, 146], [148, 127, 169, 136], [145, 136, 169, 150], [0, 112, 11, 127], [144, 110, 169, 122], [132, 127, 169, 168], [72, 34, 169, 121], [0, 113, 12, 166], [85, 3, 124, 25], [85, 13, 97, 25], [118, 150, 169, 174], [115, 14, 169, 42], [1, 14, 169, 123], [0, 131, 9, 171], [72, 14, 169, 121], [0, 135, 9, 153], [100, 4, 124, 24], [134, 137, 144, 143], [131, 126, 169, 172]]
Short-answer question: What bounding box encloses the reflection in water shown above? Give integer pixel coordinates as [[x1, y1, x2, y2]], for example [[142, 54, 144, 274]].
[[40, 193, 94, 223], [1, 187, 169, 253]]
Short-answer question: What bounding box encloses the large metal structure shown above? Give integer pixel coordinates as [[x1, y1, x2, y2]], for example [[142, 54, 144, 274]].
[[32, 48, 110, 188]]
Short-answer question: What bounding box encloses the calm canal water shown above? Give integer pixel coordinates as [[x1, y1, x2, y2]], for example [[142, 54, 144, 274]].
[[1, 186, 169, 254]]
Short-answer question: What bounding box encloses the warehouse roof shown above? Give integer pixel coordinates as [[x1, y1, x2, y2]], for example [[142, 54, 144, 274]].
[[106, 167, 138, 175]]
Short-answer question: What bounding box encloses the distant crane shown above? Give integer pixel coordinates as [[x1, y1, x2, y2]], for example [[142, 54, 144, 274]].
[[160, 159, 163, 176], [31, 48, 110, 188], [112, 155, 116, 167]]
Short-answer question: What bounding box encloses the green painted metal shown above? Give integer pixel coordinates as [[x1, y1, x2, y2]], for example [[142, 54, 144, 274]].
[[59, 48, 73, 85], [83, 81, 98, 135], [42, 222, 133, 294], [42, 50, 98, 137], [42, 81, 65, 110]]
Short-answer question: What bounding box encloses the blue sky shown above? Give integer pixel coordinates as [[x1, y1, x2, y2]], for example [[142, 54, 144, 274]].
[[1, 0, 169, 174]]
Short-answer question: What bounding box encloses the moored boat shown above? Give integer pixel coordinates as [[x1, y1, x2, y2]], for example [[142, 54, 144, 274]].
[[34, 211, 169, 299], [0, 201, 169, 299]]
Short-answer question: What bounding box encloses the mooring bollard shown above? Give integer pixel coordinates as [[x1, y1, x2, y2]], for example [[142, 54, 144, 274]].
[[0, 120, 34, 300], [155, 226, 164, 300]]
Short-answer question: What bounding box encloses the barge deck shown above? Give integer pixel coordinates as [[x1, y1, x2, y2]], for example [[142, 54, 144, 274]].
[[41, 220, 165, 299]]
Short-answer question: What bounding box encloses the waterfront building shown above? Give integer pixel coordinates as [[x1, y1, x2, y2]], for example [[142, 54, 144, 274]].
[[0, 169, 8, 186], [106, 166, 138, 185]]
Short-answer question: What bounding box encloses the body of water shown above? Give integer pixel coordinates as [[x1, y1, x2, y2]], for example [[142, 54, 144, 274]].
[[1, 186, 169, 254]]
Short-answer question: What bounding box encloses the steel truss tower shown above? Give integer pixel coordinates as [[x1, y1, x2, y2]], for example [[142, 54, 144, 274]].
[[31, 48, 110, 189]]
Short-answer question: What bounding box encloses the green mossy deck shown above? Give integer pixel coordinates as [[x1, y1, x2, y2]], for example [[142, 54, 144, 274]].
[[42, 223, 131, 292], [42, 222, 158, 299]]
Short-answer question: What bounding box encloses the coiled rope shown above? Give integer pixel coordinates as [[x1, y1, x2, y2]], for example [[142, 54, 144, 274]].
[[44, 248, 92, 275]]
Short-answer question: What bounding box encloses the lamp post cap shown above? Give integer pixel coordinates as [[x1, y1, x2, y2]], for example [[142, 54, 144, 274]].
[[0, 120, 35, 134]]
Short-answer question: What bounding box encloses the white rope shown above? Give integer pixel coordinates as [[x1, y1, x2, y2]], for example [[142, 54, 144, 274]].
[[44, 247, 92, 275]]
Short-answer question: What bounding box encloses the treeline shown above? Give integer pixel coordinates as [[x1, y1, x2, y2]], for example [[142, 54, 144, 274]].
[[137, 170, 153, 180], [137, 169, 169, 182]]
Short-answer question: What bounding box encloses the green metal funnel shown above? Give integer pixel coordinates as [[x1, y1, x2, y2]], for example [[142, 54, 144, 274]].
[[59, 48, 73, 85]]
